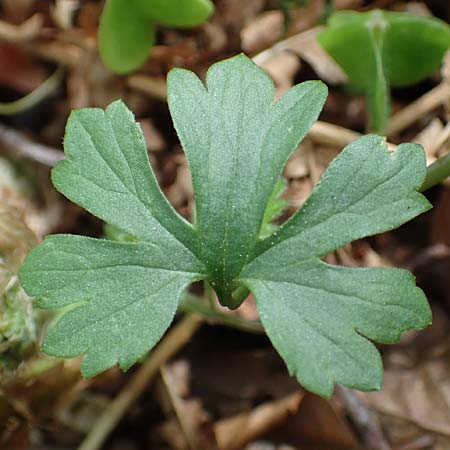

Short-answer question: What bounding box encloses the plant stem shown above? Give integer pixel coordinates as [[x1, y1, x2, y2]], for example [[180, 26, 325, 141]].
[[179, 292, 264, 334], [78, 314, 203, 450], [0, 66, 64, 115], [231, 285, 251, 308], [420, 152, 450, 191]]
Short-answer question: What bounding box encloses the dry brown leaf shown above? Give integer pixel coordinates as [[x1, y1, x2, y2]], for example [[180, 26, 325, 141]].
[[1, 0, 37, 21], [217, 0, 266, 30], [67, 51, 123, 109], [0, 43, 48, 92], [359, 358, 450, 437], [260, 52, 300, 98], [165, 153, 194, 211], [139, 119, 166, 153], [284, 145, 308, 180], [254, 27, 347, 85], [271, 393, 359, 449], [443, 51, 450, 122], [241, 11, 285, 55], [156, 361, 217, 450], [0, 14, 42, 44], [214, 392, 304, 450], [126, 75, 168, 102], [335, 0, 363, 7]]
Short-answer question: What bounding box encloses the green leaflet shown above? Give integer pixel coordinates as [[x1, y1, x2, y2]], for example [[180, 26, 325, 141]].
[[259, 179, 288, 238], [99, 0, 156, 75], [318, 10, 450, 133], [20, 54, 432, 396], [134, 0, 214, 27], [99, 0, 214, 74]]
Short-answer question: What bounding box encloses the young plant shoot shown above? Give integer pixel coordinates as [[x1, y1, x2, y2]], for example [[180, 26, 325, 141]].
[[318, 9, 450, 134], [99, 0, 214, 74], [19, 54, 432, 397]]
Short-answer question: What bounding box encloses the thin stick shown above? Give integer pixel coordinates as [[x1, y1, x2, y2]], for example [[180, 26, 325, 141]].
[[251, 26, 346, 85], [214, 391, 303, 450], [308, 121, 362, 148], [387, 83, 450, 136], [0, 14, 42, 43], [126, 75, 168, 101], [0, 122, 64, 166], [309, 121, 397, 151], [425, 121, 450, 157], [77, 314, 203, 450], [160, 366, 202, 450], [336, 386, 392, 450]]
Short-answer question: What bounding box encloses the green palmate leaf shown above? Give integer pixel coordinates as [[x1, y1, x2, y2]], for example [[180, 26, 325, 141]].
[[318, 10, 450, 133], [134, 0, 214, 27], [99, 0, 156, 74], [20, 54, 432, 396]]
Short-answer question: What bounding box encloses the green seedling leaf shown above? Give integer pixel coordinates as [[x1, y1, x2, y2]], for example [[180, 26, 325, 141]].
[[20, 55, 432, 396], [259, 179, 288, 238], [99, 0, 214, 73], [103, 224, 137, 243], [318, 10, 450, 133], [99, 0, 156, 74], [134, 0, 214, 27], [382, 11, 450, 87]]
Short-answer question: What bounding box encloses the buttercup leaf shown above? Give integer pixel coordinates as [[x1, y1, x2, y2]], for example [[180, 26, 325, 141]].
[[20, 54, 431, 396]]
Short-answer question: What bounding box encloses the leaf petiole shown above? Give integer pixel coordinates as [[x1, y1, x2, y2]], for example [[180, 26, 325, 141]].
[[179, 292, 263, 334], [421, 152, 450, 191]]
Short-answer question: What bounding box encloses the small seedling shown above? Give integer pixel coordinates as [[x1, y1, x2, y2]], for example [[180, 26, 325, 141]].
[[99, 0, 214, 74], [19, 55, 432, 397], [318, 9, 450, 133]]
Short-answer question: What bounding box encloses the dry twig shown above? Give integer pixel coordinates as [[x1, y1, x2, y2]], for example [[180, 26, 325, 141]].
[[126, 75, 168, 101], [0, 122, 64, 166], [387, 83, 450, 136], [77, 314, 203, 450], [0, 14, 42, 43], [336, 386, 392, 450]]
